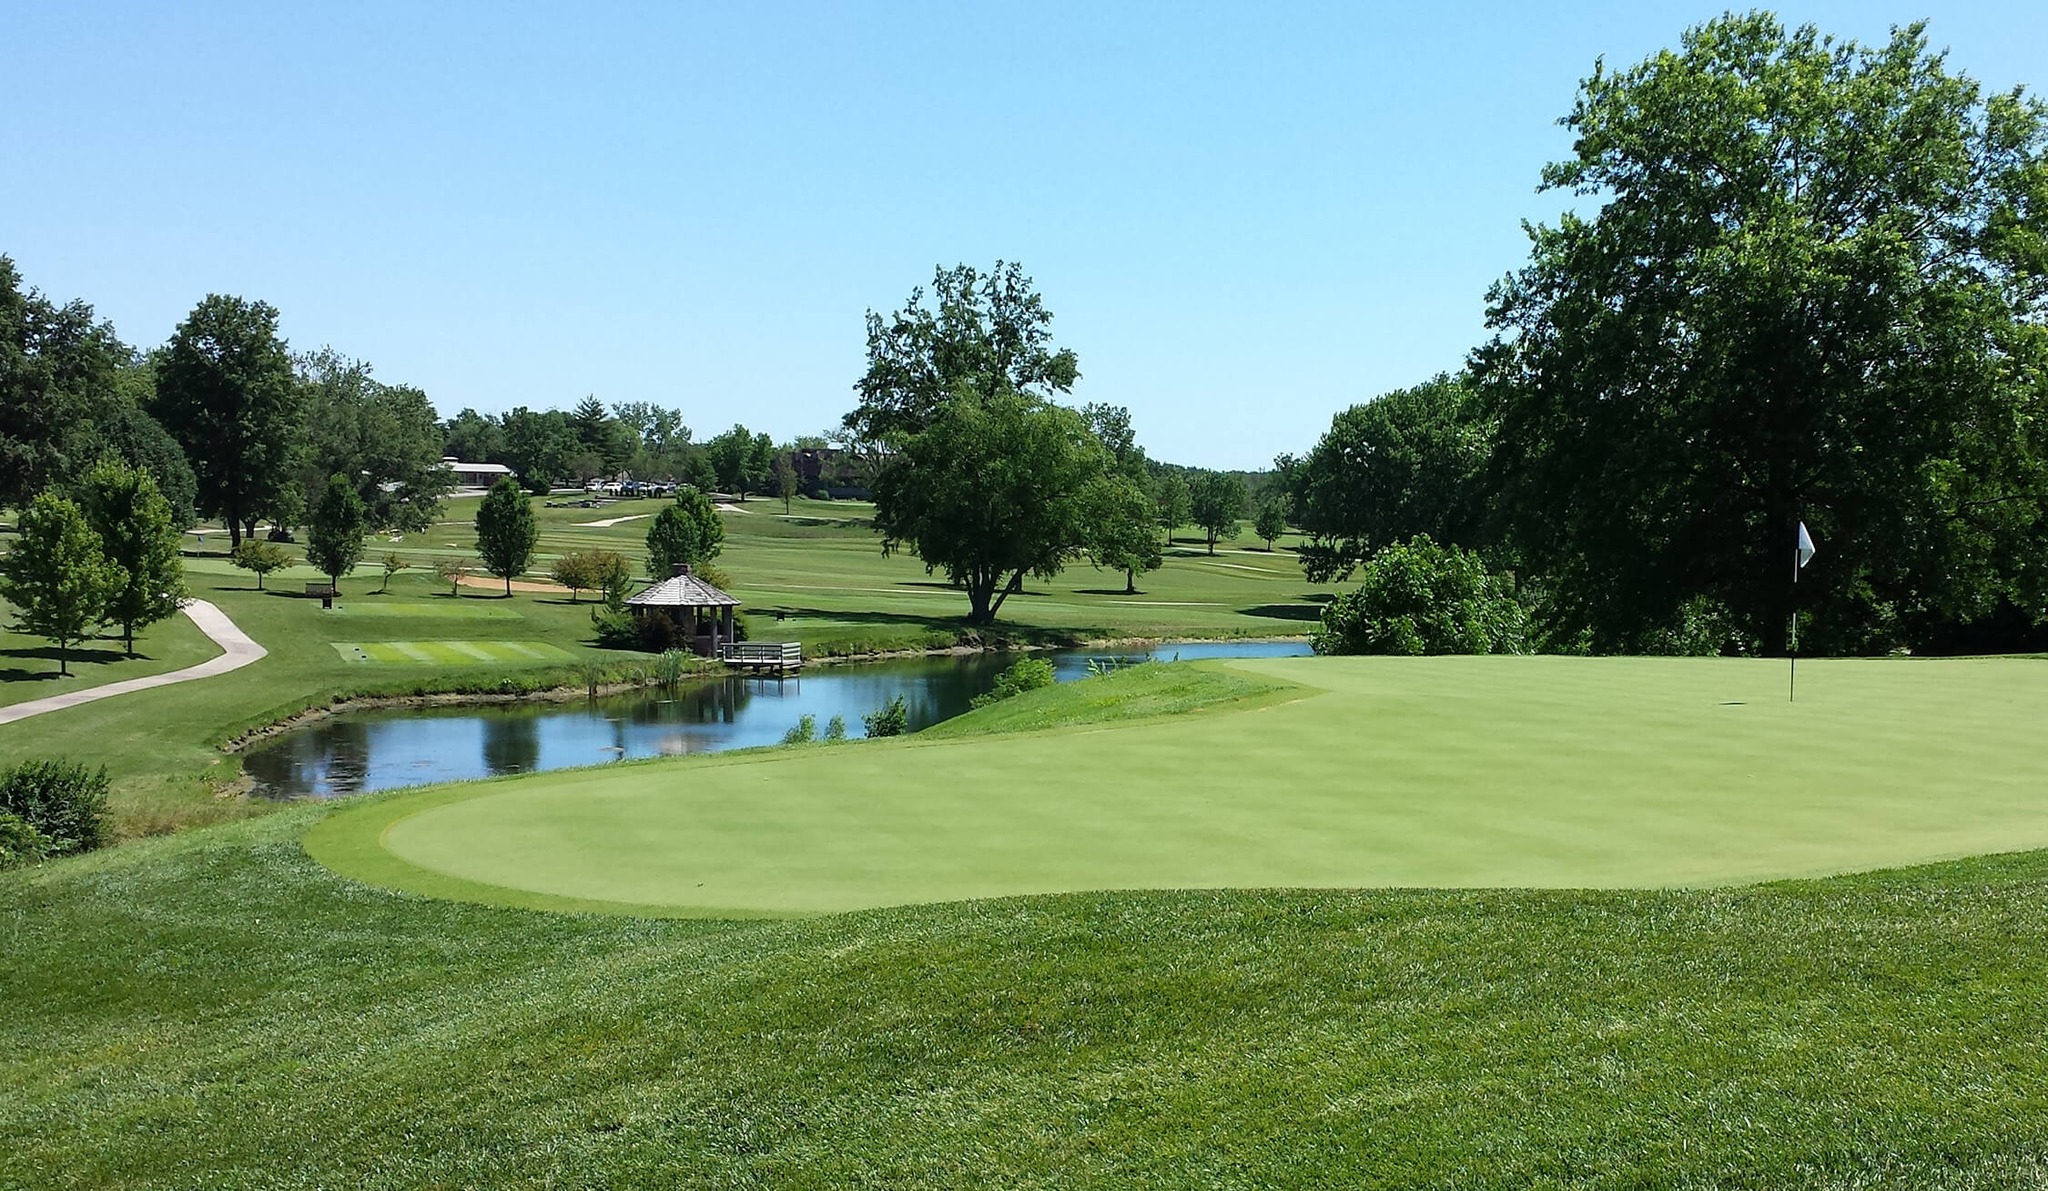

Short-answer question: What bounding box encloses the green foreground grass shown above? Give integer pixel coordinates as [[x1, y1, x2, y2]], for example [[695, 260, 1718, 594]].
[[311, 655, 2048, 916], [8, 789, 2048, 1183], [0, 496, 1327, 835]]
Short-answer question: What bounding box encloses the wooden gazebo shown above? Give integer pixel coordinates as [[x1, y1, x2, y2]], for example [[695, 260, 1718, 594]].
[[626, 565, 742, 657]]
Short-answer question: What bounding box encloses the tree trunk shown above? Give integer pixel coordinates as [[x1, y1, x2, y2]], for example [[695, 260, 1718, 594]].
[[1207, 530, 1216, 556], [1125, 570, 1135, 595], [227, 495, 243, 550], [124, 621, 135, 656], [504, 574, 513, 597]]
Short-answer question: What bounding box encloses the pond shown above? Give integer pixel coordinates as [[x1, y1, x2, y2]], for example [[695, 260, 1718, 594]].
[[241, 640, 1313, 799]]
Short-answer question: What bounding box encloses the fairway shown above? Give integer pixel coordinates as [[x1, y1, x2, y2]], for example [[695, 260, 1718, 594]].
[[323, 602, 524, 620], [330, 639, 575, 665], [310, 655, 2048, 915]]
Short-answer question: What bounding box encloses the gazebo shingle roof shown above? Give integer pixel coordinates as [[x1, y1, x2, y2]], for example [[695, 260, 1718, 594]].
[[626, 570, 741, 608]]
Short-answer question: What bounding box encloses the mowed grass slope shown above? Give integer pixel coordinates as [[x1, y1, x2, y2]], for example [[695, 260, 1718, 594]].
[[312, 656, 2048, 916], [10, 790, 2048, 1185]]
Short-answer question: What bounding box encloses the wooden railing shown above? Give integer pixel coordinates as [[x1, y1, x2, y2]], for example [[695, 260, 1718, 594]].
[[720, 641, 803, 668]]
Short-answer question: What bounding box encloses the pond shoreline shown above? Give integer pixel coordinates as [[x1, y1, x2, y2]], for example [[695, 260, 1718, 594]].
[[218, 635, 1312, 755]]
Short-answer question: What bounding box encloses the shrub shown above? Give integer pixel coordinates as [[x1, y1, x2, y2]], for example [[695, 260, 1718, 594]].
[[863, 695, 909, 738], [970, 656, 1057, 709], [0, 759, 110, 856], [0, 811, 51, 870], [1311, 534, 1528, 656], [638, 614, 681, 654], [823, 715, 848, 742], [781, 715, 817, 745], [591, 608, 641, 650]]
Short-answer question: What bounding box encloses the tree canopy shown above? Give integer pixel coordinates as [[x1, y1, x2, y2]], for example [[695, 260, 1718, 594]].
[[151, 294, 300, 548], [1292, 375, 1491, 582], [0, 493, 119, 675], [871, 387, 1110, 625], [1476, 14, 2048, 654], [473, 477, 538, 595], [845, 261, 1081, 446], [644, 489, 725, 579], [1188, 471, 1248, 555], [76, 458, 187, 654], [306, 473, 368, 588], [296, 349, 452, 532]]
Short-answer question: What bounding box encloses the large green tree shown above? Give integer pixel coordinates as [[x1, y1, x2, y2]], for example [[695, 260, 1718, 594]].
[[500, 407, 576, 492], [1188, 471, 1248, 556], [1, 259, 193, 521], [1292, 375, 1492, 582], [872, 388, 1110, 625], [152, 294, 300, 548], [845, 261, 1081, 447], [306, 474, 368, 591], [1082, 474, 1164, 594], [473, 476, 538, 595], [76, 458, 187, 655], [0, 493, 119, 675], [295, 349, 453, 532], [1476, 15, 2048, 654], [643, 489, 725, 579]]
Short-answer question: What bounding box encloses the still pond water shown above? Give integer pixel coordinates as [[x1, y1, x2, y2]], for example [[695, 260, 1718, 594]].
[[243, 640, 1312, 799]]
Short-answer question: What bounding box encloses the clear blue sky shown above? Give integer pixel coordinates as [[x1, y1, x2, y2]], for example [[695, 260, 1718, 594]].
[[4, 2, 2044, 468]]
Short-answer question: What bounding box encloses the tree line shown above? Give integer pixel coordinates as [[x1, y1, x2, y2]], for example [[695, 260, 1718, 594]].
[[1269, 14, 2048, 657]]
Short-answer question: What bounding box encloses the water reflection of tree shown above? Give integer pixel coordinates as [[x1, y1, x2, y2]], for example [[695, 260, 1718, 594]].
[[481, 714, 541, 776], [242, 719, 373, 798]]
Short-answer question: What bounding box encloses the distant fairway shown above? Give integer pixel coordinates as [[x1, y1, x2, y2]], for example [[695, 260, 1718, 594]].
[[330, 640, 575, 665], [309, 656, 2048, 915], [323, 602, 524, 620]]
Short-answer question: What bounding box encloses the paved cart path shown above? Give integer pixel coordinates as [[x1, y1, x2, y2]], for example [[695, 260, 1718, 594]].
[[0, 600, 265, 727]]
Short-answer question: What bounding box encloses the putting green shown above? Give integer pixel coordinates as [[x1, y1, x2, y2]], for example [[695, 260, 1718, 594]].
[[330, 640, 574, 665], [307, 656, 2048, 916]]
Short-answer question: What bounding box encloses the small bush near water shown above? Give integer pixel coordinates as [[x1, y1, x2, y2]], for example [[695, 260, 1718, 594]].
[[781, 715, 817, 745], [0, 759, 110, 867], [970, 656, 1057, 709], [863, 695, 909, 738]]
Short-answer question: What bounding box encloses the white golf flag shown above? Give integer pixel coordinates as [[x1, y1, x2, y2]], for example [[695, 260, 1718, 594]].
[[1796, 522, 1817, 570]]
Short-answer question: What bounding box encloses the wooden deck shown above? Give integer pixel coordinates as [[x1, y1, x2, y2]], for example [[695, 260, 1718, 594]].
[[720, 641, 803, 672]]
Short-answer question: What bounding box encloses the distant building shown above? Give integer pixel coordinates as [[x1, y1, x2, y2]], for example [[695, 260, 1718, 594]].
[[441, 458, 516, 488]]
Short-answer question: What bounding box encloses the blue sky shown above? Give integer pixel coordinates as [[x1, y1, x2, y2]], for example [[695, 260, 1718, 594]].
[[4, 2, 2044, 468]]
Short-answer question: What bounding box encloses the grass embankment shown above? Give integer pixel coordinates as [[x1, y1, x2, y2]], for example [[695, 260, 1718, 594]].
[[311, 655, 2048, 917], [8, 795, 2048, 1183], [1, 497, 1325, 836]]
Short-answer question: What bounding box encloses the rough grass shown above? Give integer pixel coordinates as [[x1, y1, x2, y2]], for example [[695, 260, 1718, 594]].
[[8, 804, 2048, 1187]]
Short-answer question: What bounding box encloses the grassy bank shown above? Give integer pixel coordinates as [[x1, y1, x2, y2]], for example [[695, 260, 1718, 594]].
[[7, 801, 2048, 1186]]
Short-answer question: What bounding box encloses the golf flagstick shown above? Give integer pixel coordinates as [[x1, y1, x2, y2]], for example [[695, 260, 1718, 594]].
[[1790, 521, 1816, 702]]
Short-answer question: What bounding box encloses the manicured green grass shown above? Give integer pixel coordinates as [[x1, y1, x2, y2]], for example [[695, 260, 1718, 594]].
[[0, 598, 222, 707], [323, 601, 525, 619], [330, 639, 577, 665], [310, 655, 2048, 917], [10, 766, 2048, 1183]]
